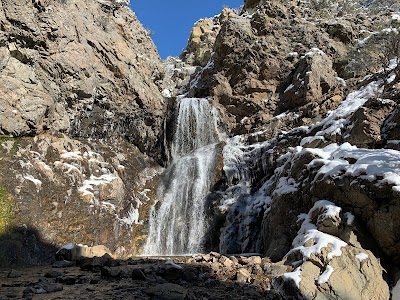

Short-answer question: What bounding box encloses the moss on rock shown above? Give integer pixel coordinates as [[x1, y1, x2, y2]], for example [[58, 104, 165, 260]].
[[0, 185, 13, 234]]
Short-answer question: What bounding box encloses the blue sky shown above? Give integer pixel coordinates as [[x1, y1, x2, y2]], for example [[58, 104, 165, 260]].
[[130, 1, 244, 59]]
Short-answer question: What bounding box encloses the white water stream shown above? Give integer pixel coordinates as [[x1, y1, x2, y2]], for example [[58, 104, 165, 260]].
[[143, 97, 220, 255]]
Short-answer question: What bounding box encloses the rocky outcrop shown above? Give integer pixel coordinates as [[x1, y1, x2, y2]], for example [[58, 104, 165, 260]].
[[0, 133, 162, 265], [278, 201, 389, 300], [0, 0, 168, 157], [281, 48, 344, 111], [0, 0, 172, 265], [176, 2, 400, 296], [180, 0, 391, 139]]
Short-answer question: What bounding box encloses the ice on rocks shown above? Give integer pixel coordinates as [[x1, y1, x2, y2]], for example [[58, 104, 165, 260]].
[[344, 212, 355, 226]]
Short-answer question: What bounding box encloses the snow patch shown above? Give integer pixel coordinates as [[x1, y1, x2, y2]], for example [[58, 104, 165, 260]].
[[344, 212, 355, 226], [273, 177, 299, 196], [78, 173, 116, 197], [286, 201, 347, 262], [356, 253, 369, 262], [61, 150, 82, 161], [119, 206, 142, 225], [162, 89, 172, 98], [305, 142, 400, 192], [303, 79, 383, 143], [24, 175, 42, 190], [317, 265, 334, 284], [283, 267, 302, 288]]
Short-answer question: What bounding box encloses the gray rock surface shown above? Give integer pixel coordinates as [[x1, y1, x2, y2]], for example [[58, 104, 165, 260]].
[[0, 0, 168, 157]]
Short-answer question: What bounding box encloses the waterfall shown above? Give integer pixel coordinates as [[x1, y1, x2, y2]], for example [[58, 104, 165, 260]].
[[143, 97, 220, 255]]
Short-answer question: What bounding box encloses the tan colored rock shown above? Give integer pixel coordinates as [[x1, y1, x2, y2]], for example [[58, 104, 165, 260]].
[[56, 245, 112, 261], [236, 268, 251, 283], [283, 48, 343, 109], [345, 98, 396, 148], [293, 247, 390, 300], [0, 0, 168, 157]]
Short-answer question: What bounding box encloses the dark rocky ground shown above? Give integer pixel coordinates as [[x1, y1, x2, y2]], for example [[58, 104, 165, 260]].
[[0, 253, 289, 300]]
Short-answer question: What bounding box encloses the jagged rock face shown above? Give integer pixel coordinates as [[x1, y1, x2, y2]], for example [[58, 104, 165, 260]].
[[0, 0, 167, 157], [0, 0, 170, 265], [182, 0, 384, 136], [0, 134, 162, 265]]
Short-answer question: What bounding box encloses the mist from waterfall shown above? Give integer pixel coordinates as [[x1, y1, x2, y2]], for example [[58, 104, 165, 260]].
[[143, 97, 220, 255]]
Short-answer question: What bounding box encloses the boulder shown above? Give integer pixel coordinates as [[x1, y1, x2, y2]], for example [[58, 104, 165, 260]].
[[276, 200, 390, 299], [7, 270, 22, 278], [79, 253, 113, 270], [236, 268, 251, 284], [345, 98, 396, 147]]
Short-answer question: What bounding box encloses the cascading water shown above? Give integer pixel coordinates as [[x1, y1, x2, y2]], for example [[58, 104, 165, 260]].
[[143, 97, 220, 255]]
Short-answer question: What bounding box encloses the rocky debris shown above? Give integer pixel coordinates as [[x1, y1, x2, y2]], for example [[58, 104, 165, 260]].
[[45, 270, 63, 278], [147, 283, 188, 300], [52, 260, 75, 268], [131, 268, 147, 281], [0, 255, 285, 299], [0, 251, 391, 298], [79, 254, 114, 271]]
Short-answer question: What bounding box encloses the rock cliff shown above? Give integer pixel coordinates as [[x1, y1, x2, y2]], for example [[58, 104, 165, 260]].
[[0, 0, 400, 299], [0, 0, 167, 156], [179, 0, 400, 298], [0, 0, 168, 264]]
